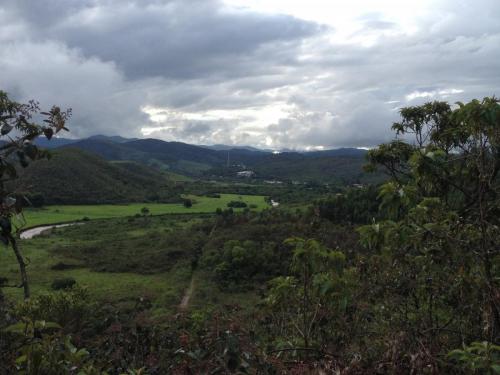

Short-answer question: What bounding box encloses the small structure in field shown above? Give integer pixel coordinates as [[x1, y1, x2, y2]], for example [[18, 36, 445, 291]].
[[236, 170, 255, 178]]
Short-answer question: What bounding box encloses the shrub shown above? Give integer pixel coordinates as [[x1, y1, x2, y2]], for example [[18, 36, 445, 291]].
[[51, 277, 76, 290], [227, 201, 247, 208], [15, 286, 91, 331], [50, 262, 80, 271]]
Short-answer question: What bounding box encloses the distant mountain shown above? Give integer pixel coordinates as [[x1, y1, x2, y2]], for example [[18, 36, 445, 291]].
[[61, 138, 145, 160], [201, 144, 269, 152], [34, 137, 79, 149], [303, 148, 368, 158], [15, 148, 181, 204], [87, 135, 139, 143], [35, 135, 136, 149], [125, 139, 222, 164], [33, 134, 378, 183]]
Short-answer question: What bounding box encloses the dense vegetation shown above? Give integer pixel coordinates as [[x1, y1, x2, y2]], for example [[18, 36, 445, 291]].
[[15, 148, 183, 205], [1, 97, 499, 373]]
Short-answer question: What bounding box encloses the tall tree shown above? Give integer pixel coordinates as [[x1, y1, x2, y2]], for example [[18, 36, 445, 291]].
[[0, 91, 70, 299], [359, 97, 500, 369]]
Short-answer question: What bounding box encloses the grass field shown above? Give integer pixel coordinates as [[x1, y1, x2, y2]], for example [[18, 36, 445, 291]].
[[0, 216, 197, 309], [0, 237, 192, 312], [21, 193, 268, 227], [0, 214, 260, 313]]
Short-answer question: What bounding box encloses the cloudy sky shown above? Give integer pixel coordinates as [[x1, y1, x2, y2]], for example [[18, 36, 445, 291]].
[[0, 0, 498, 150]]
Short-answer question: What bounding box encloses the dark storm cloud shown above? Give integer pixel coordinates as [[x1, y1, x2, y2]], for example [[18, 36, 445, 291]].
[[6, 0, 322, 80]]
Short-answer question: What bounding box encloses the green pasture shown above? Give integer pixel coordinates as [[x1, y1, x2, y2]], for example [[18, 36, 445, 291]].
[[0, 233, 191, 310], [21, 193, 268, 227], [0, 213, 260, 312], [1, 215, 199, 307]]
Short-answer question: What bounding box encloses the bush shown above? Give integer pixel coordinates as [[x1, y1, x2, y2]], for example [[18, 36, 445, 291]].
[[51, 277, 76, 290], [205, 193, 221, 198], [227, 201, 247, 208], [15, 286, 91, 331], [50, 262, 80, 271]]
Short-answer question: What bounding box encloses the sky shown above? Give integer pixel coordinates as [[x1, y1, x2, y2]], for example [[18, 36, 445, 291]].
[[0, 0, 498, 150]]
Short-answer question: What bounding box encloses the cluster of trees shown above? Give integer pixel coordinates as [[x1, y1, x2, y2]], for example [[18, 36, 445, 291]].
[[315, 184, 380, 224], [256, 97, 500, 372]]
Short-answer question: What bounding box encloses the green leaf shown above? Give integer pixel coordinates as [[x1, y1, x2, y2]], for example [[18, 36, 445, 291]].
[[43, 127, 53, 140], [15, 354, 27, 365], [1, 123, 13, 135], [3, 322, 26, 334]]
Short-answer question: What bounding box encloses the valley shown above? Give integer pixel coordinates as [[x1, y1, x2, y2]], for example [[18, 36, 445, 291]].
[[1, 94, 498, 373]]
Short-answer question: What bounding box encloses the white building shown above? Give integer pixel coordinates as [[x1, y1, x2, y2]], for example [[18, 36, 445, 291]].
[[236, 170, 255, 178]]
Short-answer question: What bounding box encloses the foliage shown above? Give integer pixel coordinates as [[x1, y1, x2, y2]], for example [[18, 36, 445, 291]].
[[182, 198, 192, 208], [315, 184, 380, 224], [4, 319, 94, 375], [0, 90, 70, 299], [227, 200, 247, 208], [356, 97, 500, 371], [53, 219, 208, 274], [14, 286, 92, 331], [210, 240, 280, 290], [449, 341, 500, 374], [51, 277, 77, 290], [264, 237, 352, 354]]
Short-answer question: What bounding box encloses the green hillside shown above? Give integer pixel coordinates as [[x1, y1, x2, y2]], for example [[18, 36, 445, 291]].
[[59, 137, 381, 183], [15, 148, 181, 204]]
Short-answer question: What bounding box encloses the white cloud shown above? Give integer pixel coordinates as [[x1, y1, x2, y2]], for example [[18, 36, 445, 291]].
[[406, 88, 465, 101]]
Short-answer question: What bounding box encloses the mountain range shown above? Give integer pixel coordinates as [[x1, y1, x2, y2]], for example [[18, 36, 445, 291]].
[[31, 135, 380, 184]]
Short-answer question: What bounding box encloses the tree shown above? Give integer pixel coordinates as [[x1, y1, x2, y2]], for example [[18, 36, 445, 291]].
[[360, 97, 500, 369], [0, 91, 70, 299], [265, 237, 350, 354]]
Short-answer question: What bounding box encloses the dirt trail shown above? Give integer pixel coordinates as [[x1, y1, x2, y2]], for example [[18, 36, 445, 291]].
[[179, 275, 195, 310], [178, 222, 216, 310]]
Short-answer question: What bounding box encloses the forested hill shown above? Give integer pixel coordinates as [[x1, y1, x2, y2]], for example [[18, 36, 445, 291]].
[[14, 148, 181, 205], [37, 135, 379, 183]]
